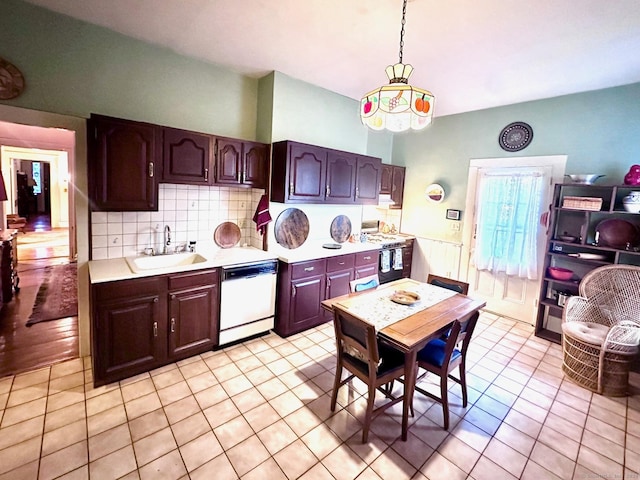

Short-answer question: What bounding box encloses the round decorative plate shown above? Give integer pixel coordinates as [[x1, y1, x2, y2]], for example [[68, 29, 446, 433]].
[[425, 183, 445, 203], [0, 57, 25, 100], [499, 122, 533, 152]]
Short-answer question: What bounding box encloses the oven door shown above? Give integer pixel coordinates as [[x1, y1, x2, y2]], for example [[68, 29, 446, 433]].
[[378, 248, 403, 284]]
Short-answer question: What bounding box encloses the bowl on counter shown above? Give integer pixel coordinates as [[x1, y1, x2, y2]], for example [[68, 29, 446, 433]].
[[565, 174, 605, 185], [548, 266, 574, 281]]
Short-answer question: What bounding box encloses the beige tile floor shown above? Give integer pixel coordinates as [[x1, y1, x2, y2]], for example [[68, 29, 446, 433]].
[[0, 312, 638, 480]]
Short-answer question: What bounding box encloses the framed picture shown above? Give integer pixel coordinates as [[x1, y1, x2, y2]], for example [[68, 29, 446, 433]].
[[446, 209, 461, 221]]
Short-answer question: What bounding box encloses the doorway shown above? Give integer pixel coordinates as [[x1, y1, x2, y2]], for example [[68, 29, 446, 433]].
[[460, 155, 567, 324], [0, 130, 77, 377]]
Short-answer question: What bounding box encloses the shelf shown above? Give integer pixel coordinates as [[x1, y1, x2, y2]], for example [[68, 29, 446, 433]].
[[536, 328, 562, 344], [540, 298, 562, 309], [544, 276, 579, 287]]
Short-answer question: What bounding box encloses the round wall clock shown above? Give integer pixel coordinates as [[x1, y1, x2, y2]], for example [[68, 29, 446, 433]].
[[499, 121, 533, 152], [425, 183, 445, 203], [0, 57, 26, 100]]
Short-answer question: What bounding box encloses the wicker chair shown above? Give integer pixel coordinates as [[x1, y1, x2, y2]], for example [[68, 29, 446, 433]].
[[561, 264, 640, 396]]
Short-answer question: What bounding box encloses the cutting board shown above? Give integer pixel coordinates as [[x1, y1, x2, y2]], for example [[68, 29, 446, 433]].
[[214, 221, 241, 248], [274, 208, 309, 249], [330, 215, 352, 243]]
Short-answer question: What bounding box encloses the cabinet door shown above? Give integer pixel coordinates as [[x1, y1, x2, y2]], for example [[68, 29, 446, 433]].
[[390, 166, 406, 208], [242, 142, 269, 188], [290, 275, 326, 331], [168, 284, 218, 359], [215, 138, 243, 185], [402, 241, 413, 278], [288, 144, 327, 201], [89, 115, 160, 211], [326, 151, 356, 203], [325, 269, 353, 319], [355, 157, 381, 204], [94, 294, 163, 385], [380, 164, 393, 195], [162, 128, 212, 185]]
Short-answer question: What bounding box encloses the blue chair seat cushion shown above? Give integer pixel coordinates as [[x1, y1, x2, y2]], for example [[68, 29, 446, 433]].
[[417, 339, 461, 367]]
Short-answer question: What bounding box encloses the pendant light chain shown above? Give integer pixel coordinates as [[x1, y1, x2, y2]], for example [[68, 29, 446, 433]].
[[398, 0, 407, 64]]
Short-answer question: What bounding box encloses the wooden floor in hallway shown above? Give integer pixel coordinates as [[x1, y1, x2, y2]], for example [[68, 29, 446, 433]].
[[0, 215, 77, 378]]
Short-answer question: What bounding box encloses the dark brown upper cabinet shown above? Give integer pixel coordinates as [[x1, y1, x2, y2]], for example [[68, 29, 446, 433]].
[[242, 142, 269, 188], [215, 138, 269, 189], [215, 138, 243, 185], [355, 156, 382, 204], [380, 164, 405, 209], [88, 115, 160, 211], [271, 140, 381, 205], [162, 127, 213, 185]]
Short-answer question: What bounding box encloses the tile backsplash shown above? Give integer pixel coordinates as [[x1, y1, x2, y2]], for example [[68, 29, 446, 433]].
[[91, 184, 404, 260], [91, 184, 265, 260]]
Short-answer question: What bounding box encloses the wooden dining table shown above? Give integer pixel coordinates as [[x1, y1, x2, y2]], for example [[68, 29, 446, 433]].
[[321, 278, 486, 441]]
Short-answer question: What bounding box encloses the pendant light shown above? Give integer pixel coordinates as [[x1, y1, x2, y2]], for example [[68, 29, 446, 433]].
[[360, 0, 435, 133]]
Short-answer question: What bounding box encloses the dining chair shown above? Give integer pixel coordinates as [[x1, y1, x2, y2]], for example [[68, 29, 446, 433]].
[[427, 273, 469, 295], [349, 273, 380, 293], [331, 304, 407, 442], [413, 312, 480, 429]]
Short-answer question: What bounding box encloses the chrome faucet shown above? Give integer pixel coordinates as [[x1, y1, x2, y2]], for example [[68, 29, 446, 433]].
[[163, 225, 171, 254]]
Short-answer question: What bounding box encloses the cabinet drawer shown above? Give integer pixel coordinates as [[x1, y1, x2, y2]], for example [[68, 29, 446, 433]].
[[326, 254, 355, 273], [168, 269, 218, 290], [355, 251, 378, 267], [93, 277, 164, 301], [291, 259, 326, 280]]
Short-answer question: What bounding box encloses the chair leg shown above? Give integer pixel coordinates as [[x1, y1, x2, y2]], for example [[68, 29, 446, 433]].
[[330, 364, 343, 411], [440, 376, 450, 430], [459, 361, 468, 408], [362, 383, 376, 442]]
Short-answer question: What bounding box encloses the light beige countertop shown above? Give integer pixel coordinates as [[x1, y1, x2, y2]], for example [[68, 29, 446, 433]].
[[89, 241, 382, 284], [89, 245, 279, 283], [273, 240, 380, 263]]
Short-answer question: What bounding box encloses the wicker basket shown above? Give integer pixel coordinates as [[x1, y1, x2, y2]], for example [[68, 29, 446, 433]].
[[562, 196, 603, 211]]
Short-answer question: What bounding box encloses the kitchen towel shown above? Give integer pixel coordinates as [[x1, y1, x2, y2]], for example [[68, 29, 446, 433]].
[[252, 194, 272, 235], [393, 248, 403, 270], [381, 250, 391, 273]]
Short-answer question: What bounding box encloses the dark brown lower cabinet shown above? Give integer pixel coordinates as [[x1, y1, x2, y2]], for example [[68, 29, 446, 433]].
[[168, 271, 219, 359], [275, 250, 379, 336], [91, 269, 219, 386]]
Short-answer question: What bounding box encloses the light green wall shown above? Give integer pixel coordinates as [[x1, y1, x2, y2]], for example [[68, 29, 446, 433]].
[[270, 72, 369, 153], [256, 73, 275, 144], [0, 0, 258, 139], [395, 82, 640, 243]]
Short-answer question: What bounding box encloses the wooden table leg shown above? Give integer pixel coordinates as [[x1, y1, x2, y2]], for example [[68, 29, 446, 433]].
[[402, 349, 417, 441]]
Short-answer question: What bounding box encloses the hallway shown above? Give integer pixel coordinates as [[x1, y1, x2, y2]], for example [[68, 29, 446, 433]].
[[0, 219, 77, 378]]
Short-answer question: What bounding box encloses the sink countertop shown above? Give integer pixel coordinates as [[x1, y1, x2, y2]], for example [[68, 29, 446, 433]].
[[89, 246, 279, 283], [89, 241, 382, 283]]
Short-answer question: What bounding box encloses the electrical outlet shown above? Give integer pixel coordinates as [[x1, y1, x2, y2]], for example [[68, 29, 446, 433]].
[[450, 222, 460, 231], [240, 201, 246, 209], [240, 219, 247, 228]]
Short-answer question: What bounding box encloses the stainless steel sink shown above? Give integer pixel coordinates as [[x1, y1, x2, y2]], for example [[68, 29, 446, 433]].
[[126, 252, 208, 273]]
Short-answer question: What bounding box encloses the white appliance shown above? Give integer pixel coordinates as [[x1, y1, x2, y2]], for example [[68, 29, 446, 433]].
[[219, 260, 277, 345]]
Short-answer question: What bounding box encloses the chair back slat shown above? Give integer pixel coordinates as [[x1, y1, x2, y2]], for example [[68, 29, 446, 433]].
[[333, 306, 380, 368], [427, 274, 470, 295]]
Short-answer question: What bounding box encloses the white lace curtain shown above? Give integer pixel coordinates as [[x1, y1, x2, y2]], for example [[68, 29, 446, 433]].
[[474, 169, 546, 280]]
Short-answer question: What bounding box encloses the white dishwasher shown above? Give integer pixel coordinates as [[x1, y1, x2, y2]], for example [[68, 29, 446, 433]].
[[219, 260, 278, 345]]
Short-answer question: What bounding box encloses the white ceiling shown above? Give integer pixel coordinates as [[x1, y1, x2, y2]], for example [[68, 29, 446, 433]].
[[23, 0, 640, 118]]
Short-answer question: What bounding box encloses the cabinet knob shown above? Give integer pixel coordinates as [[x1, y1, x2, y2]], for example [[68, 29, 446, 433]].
[[171, 294, 176, 300], [292, 285, 296, 297], [153, 297, 159, 303], [170, 318, 175, 333], [204, 168, 209, 181], [153, 321, 158, 337], [364, 256, 371, 260], [148, 162, 154, 178], [326, 185, 330, 196], [290, 182, 295, 194], [304, 266, 314, 272]]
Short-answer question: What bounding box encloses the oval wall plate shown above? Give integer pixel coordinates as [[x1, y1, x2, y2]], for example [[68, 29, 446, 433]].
[[499, 122, 533, 152], [425, 183, 445, 203], [0, 57, 26, 100]]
